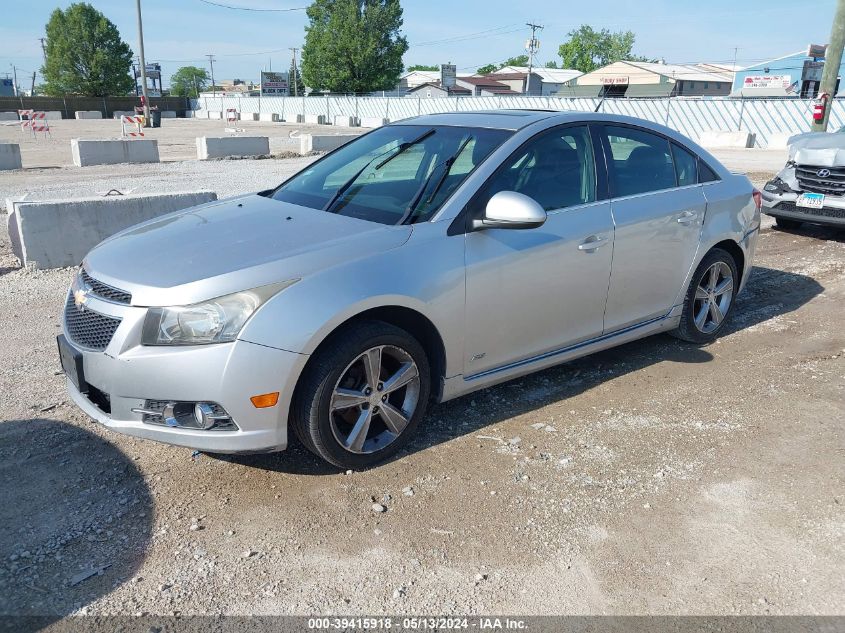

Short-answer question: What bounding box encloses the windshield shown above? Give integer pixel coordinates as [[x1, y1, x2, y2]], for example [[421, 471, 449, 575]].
[[271, 125, 512, 225]]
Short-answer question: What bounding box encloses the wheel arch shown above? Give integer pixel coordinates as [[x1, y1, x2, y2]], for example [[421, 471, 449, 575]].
[[296, 305, 448, 403], [710, 238, 745, 287]]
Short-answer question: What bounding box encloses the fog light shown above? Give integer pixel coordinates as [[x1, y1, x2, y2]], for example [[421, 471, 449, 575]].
[[133, 400, 237, 431], [194, 402, 217, 429]]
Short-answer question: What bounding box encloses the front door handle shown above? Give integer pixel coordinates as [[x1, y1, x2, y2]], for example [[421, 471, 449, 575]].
[[676, 210, 697, 225], [578, 236, 609, 251]]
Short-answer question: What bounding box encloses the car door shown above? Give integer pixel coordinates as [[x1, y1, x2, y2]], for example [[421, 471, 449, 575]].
[[462, 124, 615, 376], [599, 124, 708, 333]]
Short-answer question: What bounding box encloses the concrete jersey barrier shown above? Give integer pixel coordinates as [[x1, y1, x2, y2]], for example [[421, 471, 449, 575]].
[[300, 133, 360, 154], [74, 111, 104, 120], [71, 139, 160, 167], [0, 143, 22, 171], [697, 130, 756, 149], [196, 136, 270, 159], [6, 191, 218, 270]]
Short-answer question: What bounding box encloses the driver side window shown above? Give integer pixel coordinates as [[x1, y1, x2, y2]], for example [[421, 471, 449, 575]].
[[478, 125, 597, 212]]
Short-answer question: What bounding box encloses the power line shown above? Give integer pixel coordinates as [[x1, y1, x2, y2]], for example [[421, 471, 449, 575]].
[[196, 0, 306, 11]]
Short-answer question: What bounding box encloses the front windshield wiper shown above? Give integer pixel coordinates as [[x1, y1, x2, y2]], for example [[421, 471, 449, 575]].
[[399, 134, 473, 225], [323, 128, 436, 214]]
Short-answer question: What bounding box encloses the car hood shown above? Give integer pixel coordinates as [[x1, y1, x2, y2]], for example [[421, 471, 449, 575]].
[[84, 194, 412, 306], [788, 131, 845, 165]]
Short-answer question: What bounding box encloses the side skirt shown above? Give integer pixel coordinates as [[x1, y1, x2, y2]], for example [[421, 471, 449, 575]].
[[439, 312, 681, 403]]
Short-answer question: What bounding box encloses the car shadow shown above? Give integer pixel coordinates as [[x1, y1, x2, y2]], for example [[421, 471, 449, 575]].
[[224, 265, 823, 474], [0, 419, 154, 626], [772, 222, 845, 242]]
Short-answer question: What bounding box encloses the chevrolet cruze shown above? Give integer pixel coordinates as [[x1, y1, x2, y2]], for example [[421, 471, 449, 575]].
[[59, 111, 761, 469]]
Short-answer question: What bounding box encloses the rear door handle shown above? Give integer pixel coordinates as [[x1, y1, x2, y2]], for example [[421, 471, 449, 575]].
[[676, 210, 697, 225], [578, 236, 609, 251]]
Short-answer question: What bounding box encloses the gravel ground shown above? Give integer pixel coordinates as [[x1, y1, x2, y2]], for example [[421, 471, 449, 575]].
[[0, 147, 843, 620]]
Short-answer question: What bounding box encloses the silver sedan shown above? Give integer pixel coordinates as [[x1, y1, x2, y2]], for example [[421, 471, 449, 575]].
[[59, 111, 761, 469]]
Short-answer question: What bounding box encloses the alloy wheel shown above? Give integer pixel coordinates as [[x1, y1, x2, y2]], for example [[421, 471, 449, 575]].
[[329, 345, 421, 454], [693, 261, 734, 334]]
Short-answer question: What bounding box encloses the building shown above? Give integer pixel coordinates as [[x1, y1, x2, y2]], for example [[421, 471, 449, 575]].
[[731, 49, 843, 97], [488, 66, 582, 95], [0, 78, 14, 97], [406, 82, 472, 98], [560, 61, 733, 98], [454, 76, 518, 96], [395, 69, 474, 96]]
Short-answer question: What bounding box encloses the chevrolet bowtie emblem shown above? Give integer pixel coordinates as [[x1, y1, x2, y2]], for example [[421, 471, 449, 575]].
[[73, 287, 89, 309]]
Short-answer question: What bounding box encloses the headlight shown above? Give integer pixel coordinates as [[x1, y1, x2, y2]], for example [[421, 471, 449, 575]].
[[141, 281, 297, 346], [764, 177, 790, 194]]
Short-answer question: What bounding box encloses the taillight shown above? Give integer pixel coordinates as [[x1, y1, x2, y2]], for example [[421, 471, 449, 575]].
[[752, 189, 762, 210]]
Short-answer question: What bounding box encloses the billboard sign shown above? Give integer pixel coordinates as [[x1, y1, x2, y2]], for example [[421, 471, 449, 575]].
[[802, 60, 824, 82], [742, 74, 792, 90], [441, 64, 457, 89], [807, 43, 828, 59], [261, 71, 289, 95]]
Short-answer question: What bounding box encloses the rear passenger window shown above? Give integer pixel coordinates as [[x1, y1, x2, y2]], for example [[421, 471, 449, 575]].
[[698, 160, 720, 182], [604, 126, 676, 196], [671, 143, 698, 186]]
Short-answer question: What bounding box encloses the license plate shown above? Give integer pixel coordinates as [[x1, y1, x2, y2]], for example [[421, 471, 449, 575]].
[[796, 192, 825, 209], [57, 335, 87, 393]]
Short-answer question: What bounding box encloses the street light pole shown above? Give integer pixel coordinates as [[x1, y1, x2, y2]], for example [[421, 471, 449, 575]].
[[813, 0, 845, 131], [135, 0, 151, 126]]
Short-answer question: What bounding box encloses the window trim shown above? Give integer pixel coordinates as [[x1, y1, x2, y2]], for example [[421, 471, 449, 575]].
[[597, 122, 721, 200], [448, 122, 607, 236]]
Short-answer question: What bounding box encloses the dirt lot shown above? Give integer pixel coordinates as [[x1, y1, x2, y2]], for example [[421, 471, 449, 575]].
[[0, 117, 362, 168], [0, 141, 842, 620]]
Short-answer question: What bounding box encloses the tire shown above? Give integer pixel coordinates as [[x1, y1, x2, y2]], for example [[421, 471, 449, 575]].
[[775, 216, 802, 230], [291, 320, 431, 469], [671, 248, 739, 344]]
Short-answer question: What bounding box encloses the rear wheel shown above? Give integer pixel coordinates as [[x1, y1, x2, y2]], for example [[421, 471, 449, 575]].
[[775, 216, 802, 230], [291, 321, 430, 469], [672, 248, 738, 344]]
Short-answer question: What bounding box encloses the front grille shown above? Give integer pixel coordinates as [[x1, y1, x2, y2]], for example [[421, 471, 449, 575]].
[[774, 201, 845, 219], [64, 293, 122, 351], [81, 269, 132, 304], [795, 164, 845, 196]]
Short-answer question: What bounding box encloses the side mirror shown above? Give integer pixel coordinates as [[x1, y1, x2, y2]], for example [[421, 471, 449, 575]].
[[472, 191, 547, 231]]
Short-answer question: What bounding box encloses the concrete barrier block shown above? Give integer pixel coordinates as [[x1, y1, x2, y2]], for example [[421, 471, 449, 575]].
[[0, 143, 22, 171], [160, 110, 177, 118], [360, 117, 389, 128], [185, 110, 197, 118], [283, 114, 304, 123], [259, 112, 280, 122], [7, 191, 218, 270], [196, 136, 270, 159], [766, 133, 798, 149], [299, 133, 360, 155], [697, 130, 756, 149], [44, 111, 63, 120], [208, 111, 222, 120], [0, 112, 18, 121], [112, 110, 135, 119], [71, 139, 160, 167], [74, 111, 104, 120], [333, 115, 358, 127], [304, 114, 327, 125]]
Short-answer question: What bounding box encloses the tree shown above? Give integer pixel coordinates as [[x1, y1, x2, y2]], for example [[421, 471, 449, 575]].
[[476, 54, 531, 75], [557, 25, 653, 73], [408, 64, 438, 72], [301, 0, 408, 93], [41, 3, 133, 96], [545, 60, 559, 69], [169, 66, 209, 98], [289, 58, 305, 95]]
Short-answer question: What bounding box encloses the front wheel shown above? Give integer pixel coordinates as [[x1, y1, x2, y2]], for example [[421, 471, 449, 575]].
[[291, 321, 430, 469], [671, 248, 739, 344]]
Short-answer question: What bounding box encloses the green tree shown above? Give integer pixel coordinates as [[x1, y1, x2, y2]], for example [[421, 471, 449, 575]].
[[545, 60, 559, 69], [557, 25, 653, 73], [169, 66, 209, 97], [41, 3, 133, 96], [476, 55, 531, 75], [407, 64, 438, 72], [301, 0, 408, 93]]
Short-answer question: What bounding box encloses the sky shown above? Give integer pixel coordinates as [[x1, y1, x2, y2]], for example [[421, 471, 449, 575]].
[[0, 0, 839, 88]]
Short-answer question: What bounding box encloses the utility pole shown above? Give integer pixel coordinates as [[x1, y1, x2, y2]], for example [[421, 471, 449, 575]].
[[289, 48, 299, 97], [207, 54, 216, 95], [525, 22, 543, 95], [813, 0, 845, 131], [10, 65, 18, 97], [30, 72, 36, 96], [38, 38, 47, 64], [135, 0, 151, 126]]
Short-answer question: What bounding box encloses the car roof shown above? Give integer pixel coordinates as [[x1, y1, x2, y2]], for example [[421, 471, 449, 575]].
[[399, 109, 564, 131]]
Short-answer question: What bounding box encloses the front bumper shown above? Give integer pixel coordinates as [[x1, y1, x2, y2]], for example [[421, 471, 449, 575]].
[[62, 293, 307, 453], [762, 190, 845, 227]]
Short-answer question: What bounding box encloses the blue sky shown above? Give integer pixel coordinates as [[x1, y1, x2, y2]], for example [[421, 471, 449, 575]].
[[0, 0, 838, 87]]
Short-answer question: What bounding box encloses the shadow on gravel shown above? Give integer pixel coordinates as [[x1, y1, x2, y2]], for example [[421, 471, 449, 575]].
[[0, 419, 153, 623], [772, 222, 845, 242], [223, 265, 823, 473]]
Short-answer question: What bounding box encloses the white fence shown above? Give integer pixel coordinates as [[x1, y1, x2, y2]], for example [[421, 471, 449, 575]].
[[190, 95, 845, 149]]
